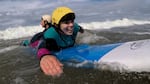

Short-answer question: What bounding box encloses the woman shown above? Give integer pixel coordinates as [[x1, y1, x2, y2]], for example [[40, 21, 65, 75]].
[[37, 7, 84, 77]]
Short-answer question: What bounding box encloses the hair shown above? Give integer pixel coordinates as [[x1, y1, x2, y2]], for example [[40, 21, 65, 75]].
[[44, 20, 52, 27], [59, 13, 75, 24]]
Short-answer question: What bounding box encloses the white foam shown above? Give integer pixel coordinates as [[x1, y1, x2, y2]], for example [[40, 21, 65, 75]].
[[0, 25, 43, 40], [0, 18, 150, 40], [133, 32, 150, 35], [79, 18, 150, 30], [77, 32, 109, 44], [13, 77, 28, 84], [0, 46, 19, 53], [94, 61, 128, 72]]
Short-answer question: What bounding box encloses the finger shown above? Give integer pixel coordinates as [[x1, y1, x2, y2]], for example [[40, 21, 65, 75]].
[[52, 61, 63, 75], [57, 60, 63, 67], [49, 60, 63, 76], [55, 59, 63, 72], [40, 61, 50, 75], [46, 60, 57, 76], [41, 59, 55, 76]]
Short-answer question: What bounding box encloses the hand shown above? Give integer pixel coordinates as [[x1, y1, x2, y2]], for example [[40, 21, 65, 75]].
[[40, 55, 63, 77], [79, 26, 84, 33], [20, 40, 29, 46]]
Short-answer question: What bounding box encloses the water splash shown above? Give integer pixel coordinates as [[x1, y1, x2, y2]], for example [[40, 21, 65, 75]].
[[1, 18, 150, 40], [0, 45, 19, 53]]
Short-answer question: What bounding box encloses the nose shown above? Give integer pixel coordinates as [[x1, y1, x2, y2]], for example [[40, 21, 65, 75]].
[[68, 21, 74, 27], [40, 20, 45, 26], [40, 20, 43, 25]]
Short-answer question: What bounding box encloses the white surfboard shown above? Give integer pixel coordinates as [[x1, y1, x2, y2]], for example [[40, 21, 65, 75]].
[[55, 39, 150, 72]]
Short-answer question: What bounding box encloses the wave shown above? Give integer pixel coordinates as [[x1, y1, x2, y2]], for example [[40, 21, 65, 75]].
[[0, 45, 19, 53], [80, 18, 150, 30], [0, 26, 43, 40], [0, 18, 150, 40]]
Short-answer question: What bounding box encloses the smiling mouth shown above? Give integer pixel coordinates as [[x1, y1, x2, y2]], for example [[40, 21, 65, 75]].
[[66, 28, 73, 32], [65, 29, 73, 35], [68, 29, 73, 32]]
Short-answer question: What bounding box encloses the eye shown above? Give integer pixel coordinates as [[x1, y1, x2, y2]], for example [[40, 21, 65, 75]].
[[63, 21, 68, 24], [62, 20, 74, 24]]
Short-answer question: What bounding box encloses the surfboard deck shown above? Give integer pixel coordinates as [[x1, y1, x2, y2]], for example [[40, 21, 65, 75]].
[[55, 39, 150, 71]]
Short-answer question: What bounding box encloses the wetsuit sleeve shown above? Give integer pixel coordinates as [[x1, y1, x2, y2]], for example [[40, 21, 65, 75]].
[[71, 23, 84, 40], [37, 39, 60, 59], [74, 23, 84, 34], [29, 32, 43, 48], [21, 32, 43, 47], [37, 40, 51, 59], [30, 32, 43, 43], [37, 28, 60, 59], [78, 25, 84, 33]]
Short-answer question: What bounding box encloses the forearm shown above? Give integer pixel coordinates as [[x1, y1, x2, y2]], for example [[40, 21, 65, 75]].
[[37, 48, 52, 59], [36, 38, 59, 59]]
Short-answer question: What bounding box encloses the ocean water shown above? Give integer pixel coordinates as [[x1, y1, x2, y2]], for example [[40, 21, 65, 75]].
[[0, 0, 150, 84]]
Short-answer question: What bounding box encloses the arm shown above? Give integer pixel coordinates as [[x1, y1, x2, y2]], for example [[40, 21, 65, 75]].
[[37, 39, 63, 77], [21, 32, 43, 47], [74, 23, 84, 33], [40, 55, 63, 77], [30, 32, 43, 43], [78, 25, 84, 33], [30, 32, 43, 48]]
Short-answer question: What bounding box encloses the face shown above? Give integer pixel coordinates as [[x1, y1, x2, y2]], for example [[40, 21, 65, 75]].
[[40, 19, 45, 28], [60, 20, 74, 35]]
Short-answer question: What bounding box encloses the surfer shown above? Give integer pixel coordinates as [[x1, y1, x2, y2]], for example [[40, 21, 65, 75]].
[[21, 14, 52, 48], [37, 6, 84, 77]]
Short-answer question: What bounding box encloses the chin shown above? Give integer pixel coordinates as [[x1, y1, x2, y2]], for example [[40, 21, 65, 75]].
[[66, 32, 73, 35]]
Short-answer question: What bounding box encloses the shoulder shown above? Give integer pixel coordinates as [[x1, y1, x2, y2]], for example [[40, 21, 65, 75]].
[[74, 23, 84, 33], [74, 23, 79, 28], [74, 23, 79, 27], [73, 23, 80, 33], [44, 27, 58, 39]]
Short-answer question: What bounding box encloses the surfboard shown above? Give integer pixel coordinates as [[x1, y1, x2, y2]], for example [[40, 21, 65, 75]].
[[55, 39, 150, 72]]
